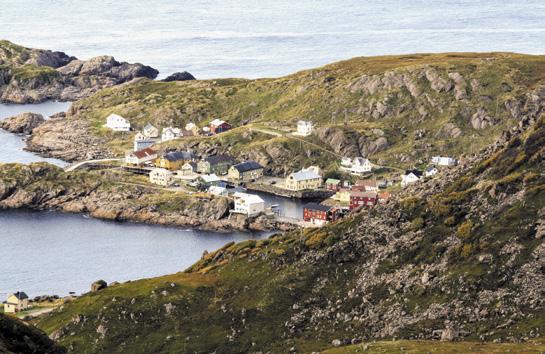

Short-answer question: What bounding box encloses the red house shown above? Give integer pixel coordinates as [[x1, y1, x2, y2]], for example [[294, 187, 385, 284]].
[[209, 119, 231, 134], [349, 191, 378, 211], [303, 203, 341, 226]]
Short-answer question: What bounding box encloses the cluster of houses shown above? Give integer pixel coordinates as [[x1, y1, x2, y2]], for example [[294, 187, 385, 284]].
[[400, 156, 457, 187], [301, 178, 391, 226], [103, 113, 233, 150], [3, 291, 29, 313]]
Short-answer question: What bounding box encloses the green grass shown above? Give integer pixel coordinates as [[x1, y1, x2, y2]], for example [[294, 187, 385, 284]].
[[322, 340, 545, 354]]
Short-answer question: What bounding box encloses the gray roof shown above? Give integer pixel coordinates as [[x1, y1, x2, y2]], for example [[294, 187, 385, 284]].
[[232, 161, 263, 173], [204, 154, 235, 166], [290, 169, 321, 181], [164, 151, 193, 162], [12, 291, 28, 300]]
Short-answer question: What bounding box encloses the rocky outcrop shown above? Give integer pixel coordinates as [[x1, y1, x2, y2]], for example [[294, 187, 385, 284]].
[[26, 117, 113, 162], [162, 71, 196, 82], [471, 108, 496, 129], [436, 122, 462, 138], [90, 280, 107, 292], [0, 40, 158, 103], [0, 112, 44, 134]]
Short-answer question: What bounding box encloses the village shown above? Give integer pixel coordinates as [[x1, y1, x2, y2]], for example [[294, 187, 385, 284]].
[[95, 113, 460, 227]]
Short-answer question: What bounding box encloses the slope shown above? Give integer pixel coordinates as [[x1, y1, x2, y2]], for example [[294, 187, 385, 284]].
[[35, 108, 545, 352]]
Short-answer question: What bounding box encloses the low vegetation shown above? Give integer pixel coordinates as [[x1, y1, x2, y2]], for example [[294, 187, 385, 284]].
[[33, 115, 545, 352], [64, 52, 545, 173]]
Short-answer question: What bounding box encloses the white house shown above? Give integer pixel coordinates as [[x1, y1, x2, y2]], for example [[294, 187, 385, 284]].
[[232, 192, 265, 217], [149, 168, 174, 186], [424, 166, 438, 177], [162, 127, 182, 142], [341, 157, 373, 175], [431, 156, 457, 166], [401, 170, 423, 187], [3, 292, 29, 313], [134, 132, 154, 151], [294, 120, 314, 137], [104, 113, 131, 131], [125, 147, 157, 166], [143, 123, 160, 138], [208, 185, 228, 196]]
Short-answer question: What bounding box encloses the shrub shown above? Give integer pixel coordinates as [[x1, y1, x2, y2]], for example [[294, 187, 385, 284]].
[[410, 217, 425, 231], [444, 216, 456, 226], [456, 220, 473, 240], [460, 243, 476, 259]]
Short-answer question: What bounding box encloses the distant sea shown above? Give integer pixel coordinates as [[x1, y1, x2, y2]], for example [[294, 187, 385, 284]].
[[2, 0, 545, 79]]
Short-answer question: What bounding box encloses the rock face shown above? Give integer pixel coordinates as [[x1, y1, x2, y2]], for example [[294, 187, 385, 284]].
[[26, 117, 113, 162], [0, 40, 158, 103], [0, 112, 44, 134], [90, 280, 108, 292], [162, 71, 196, 82]]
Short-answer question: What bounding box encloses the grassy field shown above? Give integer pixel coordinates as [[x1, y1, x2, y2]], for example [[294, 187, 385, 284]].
[[323, 340, 545, 354]]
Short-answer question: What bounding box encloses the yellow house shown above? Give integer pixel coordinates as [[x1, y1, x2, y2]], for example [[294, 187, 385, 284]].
[[333, 189, 351, 204], [284, 167, 322, 191], [3, 292, 29, 313], [155, 151, 194, 171]]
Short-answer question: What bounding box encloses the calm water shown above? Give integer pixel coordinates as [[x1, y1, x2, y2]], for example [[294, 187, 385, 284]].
[[0, 210, 270, 297], [2, 1, 545, 79], [0, 101, 71, 166]]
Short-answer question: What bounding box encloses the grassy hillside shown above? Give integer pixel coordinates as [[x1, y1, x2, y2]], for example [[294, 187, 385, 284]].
[[66, 52, 545, 172], [0, 314, 66, 353], [34, 112, 545, 353], [323, 340, 545, 354]]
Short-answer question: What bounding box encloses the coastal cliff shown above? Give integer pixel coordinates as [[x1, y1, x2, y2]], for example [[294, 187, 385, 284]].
[[0, 40, 158, 103], [0, 163, 286, 232]]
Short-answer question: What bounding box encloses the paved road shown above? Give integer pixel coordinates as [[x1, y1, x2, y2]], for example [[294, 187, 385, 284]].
[[65, 158, 123, 172]]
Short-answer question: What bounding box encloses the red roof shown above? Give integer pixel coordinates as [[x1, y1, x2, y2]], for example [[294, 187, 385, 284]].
[[133, 147, 157, 159]]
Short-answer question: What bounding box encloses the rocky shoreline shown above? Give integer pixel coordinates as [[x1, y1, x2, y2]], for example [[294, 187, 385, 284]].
[[0, 163, 294, 233]]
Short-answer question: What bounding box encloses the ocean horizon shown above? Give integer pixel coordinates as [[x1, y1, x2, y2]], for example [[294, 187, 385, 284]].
[[2, 0, 545, 79]]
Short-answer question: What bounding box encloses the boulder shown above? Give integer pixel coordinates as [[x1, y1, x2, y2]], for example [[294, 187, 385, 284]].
[[162, 71, 196, 82], [471, 108, 495, 129], [0, 112, 44, 134], [91, 280, 108, 292]]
